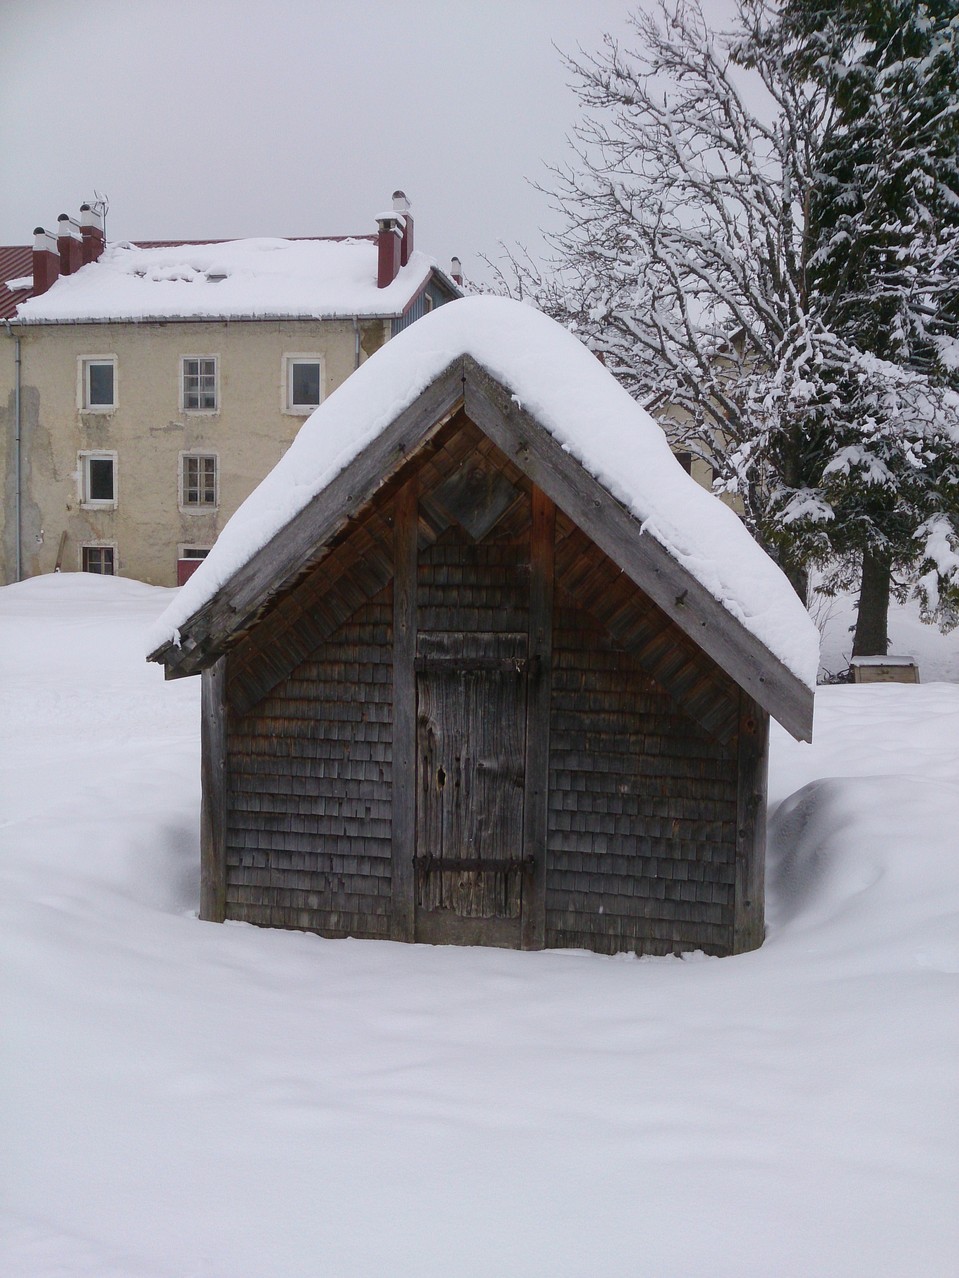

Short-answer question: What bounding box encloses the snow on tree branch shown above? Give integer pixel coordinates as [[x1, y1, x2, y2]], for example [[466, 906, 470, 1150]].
[[500, 0, 959, 645]]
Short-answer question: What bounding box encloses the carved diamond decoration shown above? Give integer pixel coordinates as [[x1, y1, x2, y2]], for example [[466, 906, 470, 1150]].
[[429, 460, 519, 542]]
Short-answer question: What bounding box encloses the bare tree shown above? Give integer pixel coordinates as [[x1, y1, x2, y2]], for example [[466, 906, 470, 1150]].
[[514, 0, 959, 647]]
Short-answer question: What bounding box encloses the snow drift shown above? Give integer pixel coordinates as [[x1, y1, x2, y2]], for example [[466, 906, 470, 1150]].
[[1, 575, 956, 1277]]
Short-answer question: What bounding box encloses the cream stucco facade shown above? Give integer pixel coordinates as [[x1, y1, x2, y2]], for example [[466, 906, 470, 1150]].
[[657, 399, 746, 518], [2, 317, 391, 585]]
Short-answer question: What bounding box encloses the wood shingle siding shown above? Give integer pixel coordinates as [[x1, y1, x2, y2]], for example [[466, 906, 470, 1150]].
[[224, 591, 394, 937], [545, 601, 738, 956]]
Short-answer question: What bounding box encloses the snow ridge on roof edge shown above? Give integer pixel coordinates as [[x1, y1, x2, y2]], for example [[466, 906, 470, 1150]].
[[146, 296, 819, 690]]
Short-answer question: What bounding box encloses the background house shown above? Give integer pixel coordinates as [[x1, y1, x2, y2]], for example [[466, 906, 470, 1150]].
[[149, 297, 818, 958], [1, 194, 460, 586]]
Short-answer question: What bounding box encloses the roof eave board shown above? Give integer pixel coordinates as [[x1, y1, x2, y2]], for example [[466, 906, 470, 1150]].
[[150, 353, 813, 742]]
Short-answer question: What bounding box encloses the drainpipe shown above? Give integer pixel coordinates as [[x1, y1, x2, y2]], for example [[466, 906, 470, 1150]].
[[352, 316, 361, 370], [4, 321, 21, 581]]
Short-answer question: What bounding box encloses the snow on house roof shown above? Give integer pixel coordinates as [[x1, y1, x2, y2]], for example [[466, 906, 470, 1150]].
[[148, 295, 820, 690], [15, 237, 435, 323]]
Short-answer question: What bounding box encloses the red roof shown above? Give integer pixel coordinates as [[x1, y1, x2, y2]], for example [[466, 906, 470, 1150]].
[[0, 246, 33, 320]]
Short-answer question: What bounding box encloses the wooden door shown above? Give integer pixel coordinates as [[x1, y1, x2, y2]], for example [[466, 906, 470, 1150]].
[[414, 632, 529, 946]]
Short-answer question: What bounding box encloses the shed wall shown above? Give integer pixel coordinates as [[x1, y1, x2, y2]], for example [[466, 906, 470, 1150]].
[[224, 588, 394, 937], [546, 598, 739, 955], [213, 420, 752, 954]]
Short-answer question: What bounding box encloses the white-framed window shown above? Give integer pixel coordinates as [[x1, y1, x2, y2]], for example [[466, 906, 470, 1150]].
[[78, 451, 117, 508], [81, 543, 116, 575], [181, 356, 218, 412], [283, 354, 323, 414], [79, 356, 117, 411], [179, 453, 218, 508]]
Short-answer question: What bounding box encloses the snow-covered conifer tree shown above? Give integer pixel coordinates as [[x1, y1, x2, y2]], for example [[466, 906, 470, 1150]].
[[768, 0, 959, 651]]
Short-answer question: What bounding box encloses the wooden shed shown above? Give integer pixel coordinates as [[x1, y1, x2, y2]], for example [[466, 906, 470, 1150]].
[[150, 298, 816, 957]]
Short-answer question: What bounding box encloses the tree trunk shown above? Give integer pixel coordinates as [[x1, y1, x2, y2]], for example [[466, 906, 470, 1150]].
[[782, 558, 809, 606], [852, 548, 891, 657], [780, 425, 809, 607]]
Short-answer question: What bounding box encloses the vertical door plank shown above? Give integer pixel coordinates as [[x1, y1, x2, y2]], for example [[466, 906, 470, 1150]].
[[467, 667, 526, 917], [416, 670, 452, 912], [415, 632, 528, 923]]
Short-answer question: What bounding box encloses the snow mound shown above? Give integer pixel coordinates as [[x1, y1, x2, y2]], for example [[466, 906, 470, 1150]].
[[769, 774, 959, 972]]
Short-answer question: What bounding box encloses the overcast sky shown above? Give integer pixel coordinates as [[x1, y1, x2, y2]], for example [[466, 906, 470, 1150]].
[[0, 0, 682, 284]]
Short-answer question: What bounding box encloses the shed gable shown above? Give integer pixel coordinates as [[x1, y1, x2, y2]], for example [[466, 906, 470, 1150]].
[[225, 414, 741, 743]]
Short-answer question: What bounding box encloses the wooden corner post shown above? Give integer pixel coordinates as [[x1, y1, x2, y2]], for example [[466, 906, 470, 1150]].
[[199, 656, 228, 923], [733, 694, 769, 953], [522, 487, 554, 950], [391, 480, 418, 941]]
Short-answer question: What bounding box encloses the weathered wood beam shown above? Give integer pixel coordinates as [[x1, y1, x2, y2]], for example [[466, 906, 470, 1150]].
[[391, 479, 418, 942], [199, 656, 228, 923], [462, 356, 813, 742], [733, 695, 769, 953], [521, 487, 555, 950]]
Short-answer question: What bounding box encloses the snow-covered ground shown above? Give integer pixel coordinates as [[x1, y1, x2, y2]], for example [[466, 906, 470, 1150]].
[[1, 574, 957, 1278]]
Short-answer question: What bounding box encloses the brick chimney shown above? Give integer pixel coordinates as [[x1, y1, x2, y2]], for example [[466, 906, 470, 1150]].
[[57, 214, 83, 275], [377, 208, 403, 289], [80, 203, 105, 264], [450, 257, 463, 286], [393, 190, 413, 266], [32, 228, 60, 296]]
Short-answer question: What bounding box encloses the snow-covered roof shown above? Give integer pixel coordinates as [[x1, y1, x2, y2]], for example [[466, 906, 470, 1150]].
[[148, 296, 819, 728], [16, 237, 436, 323]]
